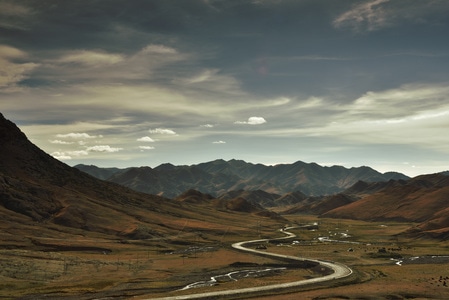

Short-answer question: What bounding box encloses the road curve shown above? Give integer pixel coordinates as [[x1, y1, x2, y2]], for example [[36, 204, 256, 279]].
[[147, 227, 353, 300]]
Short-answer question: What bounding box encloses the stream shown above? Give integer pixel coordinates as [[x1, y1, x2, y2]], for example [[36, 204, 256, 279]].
[[179, 267, 287, 290]]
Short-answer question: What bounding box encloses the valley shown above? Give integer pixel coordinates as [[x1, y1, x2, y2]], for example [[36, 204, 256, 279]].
[[1, 113, 449, 299], [2, 1, 449, 299], [3, 216, 449, 299]]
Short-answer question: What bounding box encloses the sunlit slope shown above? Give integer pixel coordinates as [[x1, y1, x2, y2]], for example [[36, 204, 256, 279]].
[[323, 174, 449, 238]]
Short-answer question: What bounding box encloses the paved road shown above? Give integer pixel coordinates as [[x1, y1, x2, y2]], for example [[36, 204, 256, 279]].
[[146, 227, 353, 300]]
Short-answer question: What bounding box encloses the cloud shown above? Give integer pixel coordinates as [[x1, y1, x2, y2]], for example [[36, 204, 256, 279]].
[[57, 50, 124, 67], [86, 145, 123, 152], [348, 83, 449, 120], [201, 124, 215, 128], [293, 97, 324, 109], [186, 69, 219, 84], [0, 2, 34, 31], [282, 55, 349, 62], [127, 44, 185, 76], [56, 132, 101, 139], [178, 68, 245, 98], [333, 0, 390, 32], [149, 128, 177, 135], [68, 150, 89, 156], [234, 116, 267, 125], [0, 45, 27, 58], [0, 60, 38, 90], [247, 116, 267, 125], [49, 140, 74, 145], [0, 45, 39, 91], [0, 2, 32, 17], [139, 145, 155, 150], [280, 83, 449, 154], [212, 140, 226, 144], [43, 43, 185, 85], [332, 1, 449, 34], [50, 150, 88, 160], [139, 44, 178, 55], [137, 136, 155, 142], [51, 152, 72, 160]]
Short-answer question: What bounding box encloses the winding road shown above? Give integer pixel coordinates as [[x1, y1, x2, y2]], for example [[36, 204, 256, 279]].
[[147, 227, 353, 300]]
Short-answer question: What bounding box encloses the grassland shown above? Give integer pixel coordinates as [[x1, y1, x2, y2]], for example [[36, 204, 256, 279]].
[[1, 215, 449, 299], [255, 215, 449, 299]]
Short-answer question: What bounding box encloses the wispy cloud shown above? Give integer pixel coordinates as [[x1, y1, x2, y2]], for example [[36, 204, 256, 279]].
[[57, 50, 124, 67], [0, 2, 32, 17], [0, 45, 39, 91], [139, 145, 155, 150], [49, 139, 74, 145], [0, 2, 35, 31], [42, 43, 186, 85], [285, 83, 449, 153], [186, 69, 219, 84], [68, 150, 89, 156], [139, 44, 178, 55], [212, 140, 226, 144], [0, 45, 27, 58], [348, 83, 449, 120], [333, 1, 449, 34], [274, 55, 350, 62], [333, 0, 390, 32], [86, 145, 123, 152], [56, 133, 101, 139]]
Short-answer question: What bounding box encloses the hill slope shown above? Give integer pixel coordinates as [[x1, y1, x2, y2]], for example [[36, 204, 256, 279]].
[[322, 174, 449, 239]]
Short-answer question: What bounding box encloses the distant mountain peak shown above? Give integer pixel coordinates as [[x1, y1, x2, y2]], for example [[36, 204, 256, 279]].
[[154, 163, 176, 171]]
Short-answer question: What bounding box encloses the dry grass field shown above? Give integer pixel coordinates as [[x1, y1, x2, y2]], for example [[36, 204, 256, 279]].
[[2, 214, 449, 299], [0, 210, 288, 299], [255, 216, 449, 300]]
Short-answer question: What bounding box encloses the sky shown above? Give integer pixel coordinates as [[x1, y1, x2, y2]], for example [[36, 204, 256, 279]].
[[1, 0, 449, 177]]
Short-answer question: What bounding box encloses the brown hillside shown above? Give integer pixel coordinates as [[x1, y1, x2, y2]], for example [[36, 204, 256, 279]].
[[225, 197, 260, 213], [283, 194, 354, 215], [323, 174, 449, 238], [175, 189, 215, 204], [174, 188, 286, 221]]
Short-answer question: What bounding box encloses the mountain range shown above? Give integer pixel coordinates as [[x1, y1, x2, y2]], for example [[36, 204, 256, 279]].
[[73, 148, 449, 239], [2, 111, 449, 241], [75, 160, 409, 198]]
